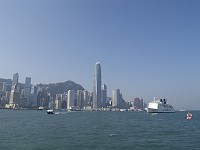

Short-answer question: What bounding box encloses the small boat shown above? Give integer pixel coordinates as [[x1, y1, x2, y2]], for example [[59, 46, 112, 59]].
[[47, 109, 55, 114], [187, 112, 192, 120], [38, 106, 44, 110]]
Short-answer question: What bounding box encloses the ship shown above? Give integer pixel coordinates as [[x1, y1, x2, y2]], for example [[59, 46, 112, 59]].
[[46, 109, 55, 114], [147, 97, 175, 113]]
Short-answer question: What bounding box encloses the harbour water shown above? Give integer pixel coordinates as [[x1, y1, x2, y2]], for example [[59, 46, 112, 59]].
[[0, 109, 199, 150]]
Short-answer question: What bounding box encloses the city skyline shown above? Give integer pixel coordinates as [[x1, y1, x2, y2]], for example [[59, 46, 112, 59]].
[[0, 0, 199, 110]]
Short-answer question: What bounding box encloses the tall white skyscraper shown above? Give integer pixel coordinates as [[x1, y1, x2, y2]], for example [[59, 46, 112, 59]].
[[67, 90, 75, 110], [24, 77, 31, 97], [112, 89, 121, 107], [93, 62, 102, 109]]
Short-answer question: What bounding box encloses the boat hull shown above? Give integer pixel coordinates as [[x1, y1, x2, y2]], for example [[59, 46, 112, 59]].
[[147, 108, 175, 113]]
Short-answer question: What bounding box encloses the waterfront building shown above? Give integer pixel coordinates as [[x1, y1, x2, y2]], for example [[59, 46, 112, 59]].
[[101, 84, 107, 108], [67, 90, 75, 110], [7, 85, 20, 108], [112, 89, 123, 108], [133, 97, 144, 110], [33, 86, 38, 107], [55, 99, 62, 109], [93, 62, 102, 109], [61, 93, 67, 109], [37, 88, 49, 109], [24, 77, 31, 97], [77, 90, 83, 109], [83, 90, 89, 108], [19, 97, 29, 108], [29, 86, 38, 107], [89, 92, 93, 107], [55, 93, 67, 109]]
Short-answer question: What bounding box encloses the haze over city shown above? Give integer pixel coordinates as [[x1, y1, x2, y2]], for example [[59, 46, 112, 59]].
[[0, 0, 199, 110]]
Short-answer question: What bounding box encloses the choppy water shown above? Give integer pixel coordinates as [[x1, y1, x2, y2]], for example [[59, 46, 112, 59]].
[[0, 109, 199, 150]]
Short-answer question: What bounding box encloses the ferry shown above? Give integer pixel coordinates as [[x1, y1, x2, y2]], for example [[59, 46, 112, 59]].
[[147, 97, 175, 113], [46, 109, 55, 114]]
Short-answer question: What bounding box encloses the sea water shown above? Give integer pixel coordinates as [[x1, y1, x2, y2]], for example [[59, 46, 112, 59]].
[[0, 109, 199, 150]]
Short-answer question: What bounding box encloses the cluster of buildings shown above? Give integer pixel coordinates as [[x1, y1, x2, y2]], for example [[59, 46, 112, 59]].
[[0, 62, 145, 111], [0, 73, 35, 108]]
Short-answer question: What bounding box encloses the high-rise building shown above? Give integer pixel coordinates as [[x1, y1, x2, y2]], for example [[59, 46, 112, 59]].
[[24, 77, 31, 97], [9, 85, 20, 108], [12, 73, 19, 91], [2, 82, 7, 92], [55, 99, 62, 109], [83, 90, 89, 108], [112, 89, 124, 108], [77, 90, 83, 109], [93, 62, 101, 109], [67, 90, 75, 110], [133, 97, 144, 110], [37, 88, 49, 108], [12, 73, 19, 86], [30, 86, 37, 107], [101, 84, 107, 108], [112, 89, 120, 107]]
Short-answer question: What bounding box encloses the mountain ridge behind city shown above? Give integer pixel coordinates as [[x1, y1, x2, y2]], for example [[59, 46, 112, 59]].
[[0, 78, 85, 98]]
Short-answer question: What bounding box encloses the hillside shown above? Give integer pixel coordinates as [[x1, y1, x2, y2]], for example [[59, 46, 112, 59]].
[[37, 80, 85, 98], [0, 77, 85, 97]]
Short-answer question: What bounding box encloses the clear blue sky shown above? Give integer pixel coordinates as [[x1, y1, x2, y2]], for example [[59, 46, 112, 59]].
[[0, 0, 199, 110]]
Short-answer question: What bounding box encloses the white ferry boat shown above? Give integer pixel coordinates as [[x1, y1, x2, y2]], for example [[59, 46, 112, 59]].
[[147, 97, 175, 113], [46, 109, 55, 114]]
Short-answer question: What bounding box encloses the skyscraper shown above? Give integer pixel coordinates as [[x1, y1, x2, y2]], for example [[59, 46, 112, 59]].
[[12, 73, 19, 86], [83, 90, 89, 108], [9, 85, 20, 108], [77, 90, 83, 109], [112, 89, 120, 107], [12, 73, 19, 91], [30, 86, 37, 107], [133, 97, 144, 110], [101, 84, 107, 108], [2, 82, 7, 92], [24, 77, 31, 97], [93, 62, 101, 109], [67, 90, 75, 110], [112, 89, 124, 108]]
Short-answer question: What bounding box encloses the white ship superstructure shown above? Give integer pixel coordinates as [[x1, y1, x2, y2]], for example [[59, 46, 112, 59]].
[[147, 97, 175, 113]]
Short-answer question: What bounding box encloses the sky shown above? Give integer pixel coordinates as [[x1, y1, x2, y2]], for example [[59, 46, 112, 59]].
[[0, 0, 200, 110]]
